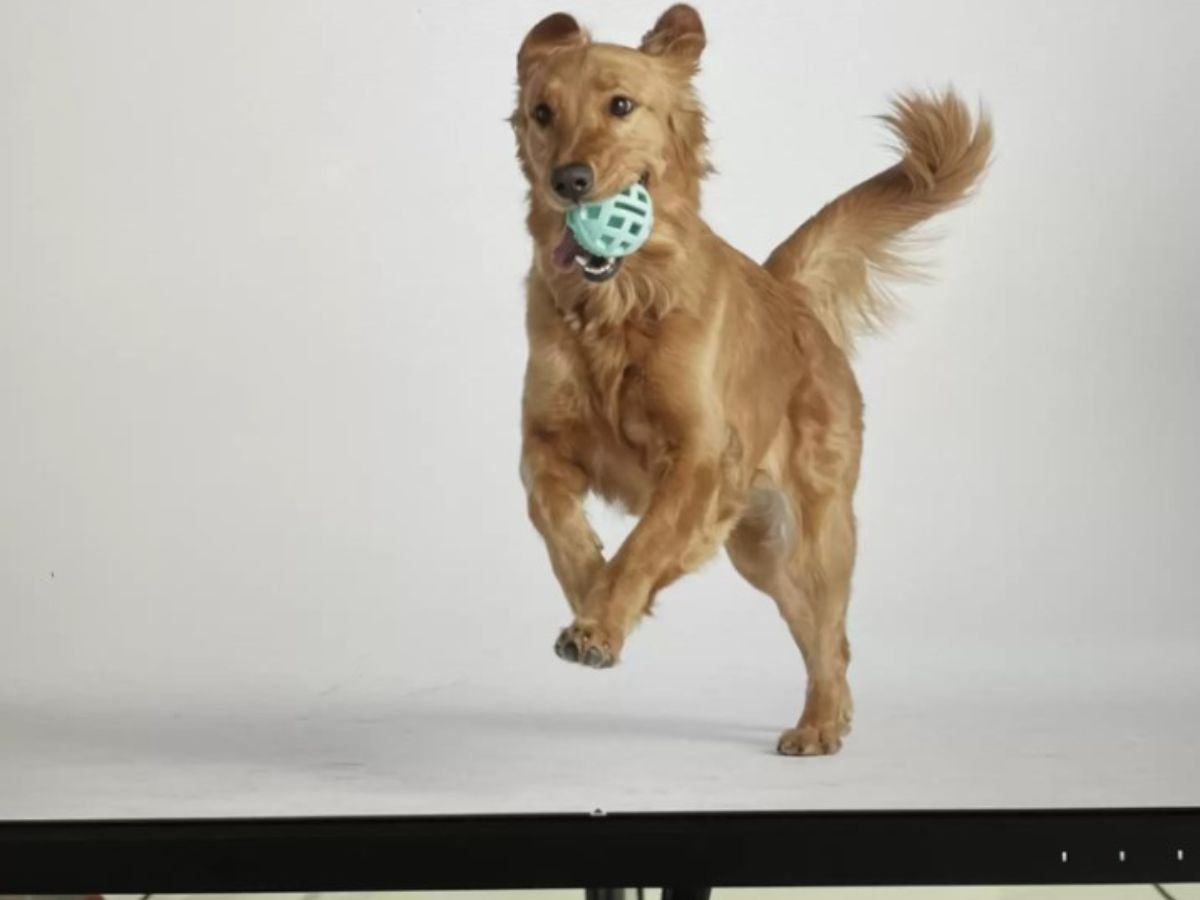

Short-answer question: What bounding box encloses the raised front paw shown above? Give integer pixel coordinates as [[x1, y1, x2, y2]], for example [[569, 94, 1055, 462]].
[[554, 621, 620, 669]]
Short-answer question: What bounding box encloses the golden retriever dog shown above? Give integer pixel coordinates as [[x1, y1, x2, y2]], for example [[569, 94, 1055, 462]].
[[512, 4, 991, 755]]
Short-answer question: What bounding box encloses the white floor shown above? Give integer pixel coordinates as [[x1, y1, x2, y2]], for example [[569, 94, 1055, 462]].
[[2, 634, 1198, 820]]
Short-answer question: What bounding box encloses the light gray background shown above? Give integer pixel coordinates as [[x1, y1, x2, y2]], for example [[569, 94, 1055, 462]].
[[2, 0, 1199, 819]]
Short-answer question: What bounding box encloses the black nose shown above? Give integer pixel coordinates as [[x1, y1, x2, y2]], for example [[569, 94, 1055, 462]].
[[551, 163, 594, 202]]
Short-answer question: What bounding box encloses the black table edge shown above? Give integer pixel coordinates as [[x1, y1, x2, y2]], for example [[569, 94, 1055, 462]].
[[1, 807, 1196, 892]]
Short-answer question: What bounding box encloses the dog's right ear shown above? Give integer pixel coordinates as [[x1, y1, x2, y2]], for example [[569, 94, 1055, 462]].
[[517, 13, 586, 81]]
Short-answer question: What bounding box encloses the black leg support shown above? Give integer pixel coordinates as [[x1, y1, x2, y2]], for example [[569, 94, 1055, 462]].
[[586, 889, 629, 900]]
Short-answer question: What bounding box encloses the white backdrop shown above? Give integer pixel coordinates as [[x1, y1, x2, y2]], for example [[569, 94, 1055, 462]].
[[2, 1, 1200, 815]]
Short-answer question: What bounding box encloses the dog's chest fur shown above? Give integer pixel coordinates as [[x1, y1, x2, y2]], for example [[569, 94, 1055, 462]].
[[570, 313, 666, 510]]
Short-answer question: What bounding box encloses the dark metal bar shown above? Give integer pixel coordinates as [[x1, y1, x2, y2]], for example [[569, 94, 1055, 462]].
[[0, 808, 1195, 893]]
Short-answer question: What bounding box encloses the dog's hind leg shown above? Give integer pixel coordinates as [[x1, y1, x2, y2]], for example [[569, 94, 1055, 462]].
[[727, 461, 857, 756], [777, 483, 856, 757]]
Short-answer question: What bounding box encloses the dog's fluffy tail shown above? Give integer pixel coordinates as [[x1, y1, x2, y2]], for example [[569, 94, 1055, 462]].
[[764, 90, 993, 353]]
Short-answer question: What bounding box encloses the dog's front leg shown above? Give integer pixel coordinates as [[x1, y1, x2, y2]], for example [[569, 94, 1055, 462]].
[[555, 436, 734, 667], [521, 429, 605, 615]]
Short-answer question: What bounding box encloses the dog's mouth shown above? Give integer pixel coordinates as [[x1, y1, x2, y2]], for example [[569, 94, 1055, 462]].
[[548, 173, 649, 284], [551, 229, 623, 283]]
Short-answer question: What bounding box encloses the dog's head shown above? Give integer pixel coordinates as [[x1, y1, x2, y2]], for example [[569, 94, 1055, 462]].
[[512, 5, 709, 284]]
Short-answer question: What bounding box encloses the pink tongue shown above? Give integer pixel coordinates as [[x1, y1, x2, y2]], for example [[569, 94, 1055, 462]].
[[553, 228, 584, 271]]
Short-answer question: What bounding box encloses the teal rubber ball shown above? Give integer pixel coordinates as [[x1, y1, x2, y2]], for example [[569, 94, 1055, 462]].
[[566, 182, 654, 258]]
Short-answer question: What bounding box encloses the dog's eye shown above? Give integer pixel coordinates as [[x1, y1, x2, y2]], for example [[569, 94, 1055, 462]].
[[533, 103, 554, 127], [609, 96, 636, 118]]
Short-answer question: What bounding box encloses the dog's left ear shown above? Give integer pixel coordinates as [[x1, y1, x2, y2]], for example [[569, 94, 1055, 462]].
[[640, 4, 705, 65]]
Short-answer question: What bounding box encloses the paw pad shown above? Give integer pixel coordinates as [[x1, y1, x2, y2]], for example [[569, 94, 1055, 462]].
[[553, 625, 617, 669]]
